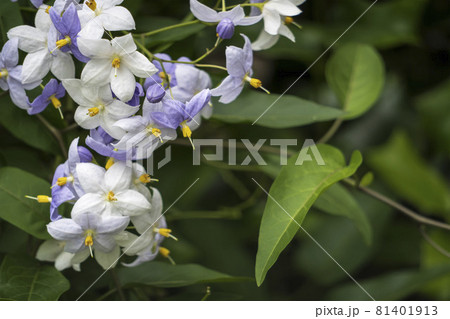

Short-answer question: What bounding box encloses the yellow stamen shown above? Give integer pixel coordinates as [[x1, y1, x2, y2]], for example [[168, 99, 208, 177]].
[[151, 128, 164, 143], [112, 57, 120, 77], [158, 71, 167, 80], [51, 176, 74, 189], [105, 157, 115, 170], [25, 195, 52, 203], [0, 69, 8, 79], [50, 95, 61, 109], [87, 107, 100, 117], [84, 231, 94, 258], [155, 228, 178, 241], [86, 0, 97, 11], [106, 191, 117, 202], [55, 36, 71, 50], [285, 17, 294, 24], [159, 247, 176, 265], [246, 76, 270, 94], [45, 6, 51, 14], [180, 121, 195, 150]]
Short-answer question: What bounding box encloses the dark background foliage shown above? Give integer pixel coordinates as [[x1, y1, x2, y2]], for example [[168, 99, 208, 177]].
[[0, 0, 449, 301]]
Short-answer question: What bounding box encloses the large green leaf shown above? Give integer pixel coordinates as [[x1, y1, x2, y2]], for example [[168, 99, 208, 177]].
[[212, 91, 344, 128], [0, 96, 60, 155], [0, 167, 51, 240], [326, 265, 450, 301], [255, 144, 362, 286], [367, 131, 450, 216], [118, 261, 251, 288], [326, 43, 385, 119], [0, 255, 69, 301], [314, 184, 372, 245]]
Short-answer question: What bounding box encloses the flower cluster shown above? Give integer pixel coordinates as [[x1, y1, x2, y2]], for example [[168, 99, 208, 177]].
[[3, 0, 305, 271]]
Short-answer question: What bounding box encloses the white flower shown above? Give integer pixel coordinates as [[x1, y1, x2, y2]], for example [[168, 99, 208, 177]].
[[63, 79, 138, 139], [252, 0, 305, 51], [78, 34, 157, 102], [7, 7, 75, 84], [78, 0, 135, 39], [36, 240, 81, 271], [71, 161, 152, 218], [46, 212, 129, 269]]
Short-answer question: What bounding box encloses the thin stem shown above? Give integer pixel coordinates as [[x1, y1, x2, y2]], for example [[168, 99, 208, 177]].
[[158, 37, 223, 65], [19, 7, 37, 13], [318, 118, 343, 144], [134, 39, 153, 60], [345, 179, 450, 231], [110, 268, 126, 301], [420, 226, 450, 258], [36, 114, 67, 158], [96, 288, 118, 301], [195, 64, 227, 71], [201, 286, 211, 301], [133, 20, 201, 37], [222, 0, 226, 11], [60, 122, 79, 133]]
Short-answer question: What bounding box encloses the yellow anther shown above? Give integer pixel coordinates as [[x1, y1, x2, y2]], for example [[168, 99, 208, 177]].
[[112, 57, 121, 69], [246, 76, 270, 94], [159, 247, 170, 258], [107, 191, 117, 202], [155, 228, 178, 241], [50, 95, 61, 109], [105, 157, 115, 170], [45, 6, 51, 14], [86, 0, 97, 11], [25, 195, 52, 203], [87, 107, 100, 117], [285, 17, 294, 24], [139, 174, 151, 184], [181, 121, 192, 138], [55, 36, 71, 49], [152, 128, 161, 137], [56, 176, 74, 187], [85, 234, 93, 247], [0, 69, 8, 79], [158, 71, 167, 79]]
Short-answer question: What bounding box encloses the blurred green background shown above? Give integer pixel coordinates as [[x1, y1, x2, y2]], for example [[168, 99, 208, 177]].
[[0, 0, 449, 301]]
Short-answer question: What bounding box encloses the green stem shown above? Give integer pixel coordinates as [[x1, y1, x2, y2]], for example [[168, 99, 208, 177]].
[[158, 37, 223, 65], [19, 7, 37, 13], [36, 114, 67, 158], [133, 20, 201, 37], [195, 64, 227, 71], [318, 118, 343, 144], [134, 39, 153, 60], [110, 268, 126, 301]]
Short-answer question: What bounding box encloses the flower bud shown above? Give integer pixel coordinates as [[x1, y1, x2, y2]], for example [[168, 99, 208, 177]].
[[77, 146, 93, 163], [216, 18, 235, 39], [146, 84, 166, 103]]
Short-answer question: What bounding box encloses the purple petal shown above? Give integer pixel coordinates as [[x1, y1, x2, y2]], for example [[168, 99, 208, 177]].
[[151, 111, 180, 129], [185, 89, 211, 117], [42, 79, 59, 98], [1, 38, 19, 68], [216, 19, 235, 39], [28, 95, 50, 115]]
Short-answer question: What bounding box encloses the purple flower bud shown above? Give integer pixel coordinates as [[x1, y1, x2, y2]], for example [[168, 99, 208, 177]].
[[77, 146, 93, 163], [146, 84, 166, 103], [216, 19, 235, 39]]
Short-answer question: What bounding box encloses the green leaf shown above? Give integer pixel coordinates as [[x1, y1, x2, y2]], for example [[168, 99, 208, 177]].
[[0, 1, 23, 44], [212, 91, 344, 128], [360, 172, 374, 187], [118, 261, 251, 288], [367, 131, 450, 216], [255, 145, 363, 286], [0, 255, 70, 301], [314, 184, 372, 244], [0, 95, 60, 155], [0, 167, 51, 240], [326, 265, 450, 301], [326, 43, 385, 119]]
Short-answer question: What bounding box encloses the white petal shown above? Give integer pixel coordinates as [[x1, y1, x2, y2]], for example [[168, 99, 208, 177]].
[[71, 193, 107, 218], [110, 66, 135, 102], [263, 8, 282, 35], [104, 161, 132, 192], [78, 37, 113, 58], [111, 34, 136, 55], [266, 0, 302, 16], [252, 30, 280, 51], [189, 0, 219, 22], [101, 6, 135, 31], [21, 49, 51, 84], [7, 25, 46, 53], [122, 51, 157, 78], [81, 59, 113, 86], [63, 79, 95, 106], [278, 24, 295, 42], [54, 252, 76, 271], [95, 245, 120, 270], [36, 240, 64, 262], [35, 7, 52, 32], [51, 52, 75, 80], [79, 18, 105, 40], [115, 190, 151, 216], [76, 163, 106, 194]]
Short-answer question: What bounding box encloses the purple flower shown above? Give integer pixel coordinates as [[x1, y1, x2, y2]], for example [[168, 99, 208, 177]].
[[112, 82, 144, 107], [151, 89, 211, 141], [211, 34, 268, 104], [144, 53, 177, 103], [50, 138, 93, 221], [85, 127, 128, 161], [190, 0, 262, 39], [49, 4, 89, 63], [28, 79, 66, 116], [0, 38, 40, 109]]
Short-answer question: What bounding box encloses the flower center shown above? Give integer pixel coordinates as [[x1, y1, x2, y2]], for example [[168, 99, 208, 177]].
[[154, 228, 178, 240], [86, 0, 97, 11], [0, 68, 8, 79], [112, 57, 121, 77], [180, 121, 192, 138], [84, 230, 95, 257], [25, 195, 52, 203], [106, 191, 117, 202], [56, 176, 74, 187], [45, 6, 51, 14], [285, 17, 294, 24], [55, 36, 72, 50], [49, 95, 62, 109], [244, 75, 270, 94]]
